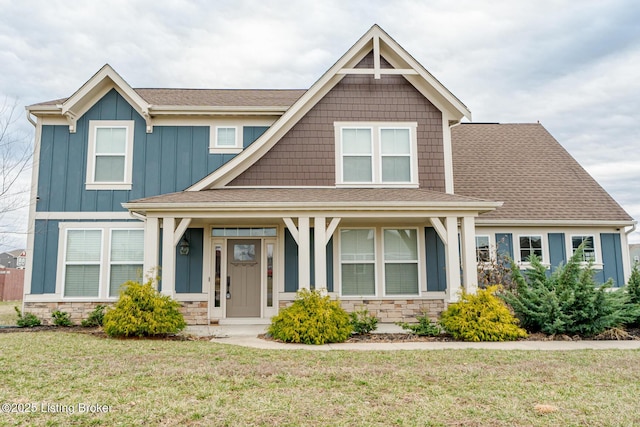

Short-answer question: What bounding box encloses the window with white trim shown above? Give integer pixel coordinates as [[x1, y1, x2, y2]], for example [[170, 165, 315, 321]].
[[86, 120, 134, 190], [475, 235, 490, 263], [519, 235, 543, 262], [61, 226, 144, 298], [335, 122, 417, 186], [210, 126, 241, 153], [571, 235, 596, 262], [340, 229, 375, 296], [383, 229, 419, 295]]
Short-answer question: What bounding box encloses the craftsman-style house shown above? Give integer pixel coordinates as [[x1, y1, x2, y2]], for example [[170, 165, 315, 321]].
[[23, 25, 634, 325]]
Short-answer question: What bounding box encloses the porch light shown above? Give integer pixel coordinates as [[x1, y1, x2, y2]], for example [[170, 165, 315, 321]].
[[179, 236, 190, 256]]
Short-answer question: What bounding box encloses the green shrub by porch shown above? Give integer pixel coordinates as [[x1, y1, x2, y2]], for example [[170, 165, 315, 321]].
[[268, 289, 352, 345], [103, 281, 186, 337], [440, 286, 528, 342]]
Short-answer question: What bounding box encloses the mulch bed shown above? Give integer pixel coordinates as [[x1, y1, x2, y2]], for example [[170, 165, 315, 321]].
[[2, 325, 639, 341]]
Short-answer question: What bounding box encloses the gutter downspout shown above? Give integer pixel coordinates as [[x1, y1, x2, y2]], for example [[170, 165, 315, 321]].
[[26, 111, 37, 127]]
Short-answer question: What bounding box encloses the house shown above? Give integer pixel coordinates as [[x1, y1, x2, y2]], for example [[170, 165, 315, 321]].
[[23, 25, 635, 325], [0, 249, 26, 269], [630, 244, 640, 266]]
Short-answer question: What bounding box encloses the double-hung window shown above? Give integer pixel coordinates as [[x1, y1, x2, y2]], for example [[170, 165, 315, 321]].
[[475, 235, 490, 263], [571, 235, 596, 262], [383, 229, 419, 295], [340, 229, 376, 296], [519, 235, 543, 263], [61, 224, 144, 298], [336, 122, 417, 186], [86, 121, 134, 190]]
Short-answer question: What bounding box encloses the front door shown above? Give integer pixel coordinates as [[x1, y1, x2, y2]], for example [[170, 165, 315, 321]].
[[226, 239, 261, 317]]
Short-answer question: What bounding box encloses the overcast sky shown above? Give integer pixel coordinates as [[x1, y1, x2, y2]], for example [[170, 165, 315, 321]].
[[0, 0, 639, 251]]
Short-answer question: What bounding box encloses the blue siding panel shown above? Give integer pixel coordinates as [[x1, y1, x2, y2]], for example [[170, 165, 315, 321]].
[[175, 228, 204, 293], [425, 227, 446, 292], [496, 233, 514, 260], [284, 229, 298, 292], [548, 233, 566, 271], [243, 126, 269, 148], [31, 220, 60, 294], [601, 233, 624, 287]]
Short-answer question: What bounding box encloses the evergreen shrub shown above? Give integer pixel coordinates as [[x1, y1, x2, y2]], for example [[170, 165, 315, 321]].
[[268, 289, 352, 344]]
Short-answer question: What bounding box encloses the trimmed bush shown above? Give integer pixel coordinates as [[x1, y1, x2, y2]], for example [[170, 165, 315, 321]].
[[81, 305, 106, 327], [14, 306, 41, 328], [52, 310, 73, 326], [268, 289, 352, 344], [501, 251, 637, 336], [440, 286, 527, 342], [398, 313, 441, 336], [103, 281, 186, 337], [350, 308, 378, 335]]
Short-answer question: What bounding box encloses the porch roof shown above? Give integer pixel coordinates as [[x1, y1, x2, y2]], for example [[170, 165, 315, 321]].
[[123, 188, 501, 216]]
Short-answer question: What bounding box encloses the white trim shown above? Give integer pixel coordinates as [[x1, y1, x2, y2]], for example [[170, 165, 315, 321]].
[[23, 118, 42, 297], [60, 228, 104, 300], [34, 211, 135, 220], [514, 234, 547, 266], [474, 234, 491, 263], [381, 227, 421, 297], [477, 219, 636, 227], [334, 122, 418, 186], [210, 125, 241, 154], [568, 233, 599, 265], [86, 120, 134, 190], [444, 216, 461, 302], [442, 113, 455, 194], [460, 216, 478, 293], [338, 227, 377, 298]]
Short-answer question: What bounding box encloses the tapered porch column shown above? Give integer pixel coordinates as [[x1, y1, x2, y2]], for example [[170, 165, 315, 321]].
[[444, 216, 462, 302], [460, 216, 478, 294], [143, 217, 159, 282], [161, 217, 176, 297]]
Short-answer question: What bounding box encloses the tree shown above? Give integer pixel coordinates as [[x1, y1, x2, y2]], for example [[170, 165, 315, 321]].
[[0, 98, 33, 250]]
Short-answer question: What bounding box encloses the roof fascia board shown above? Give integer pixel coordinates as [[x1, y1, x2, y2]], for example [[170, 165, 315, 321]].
[[149, 105, 290, 115], [59, 64, 152, 133], [476, 219, 636, 227]]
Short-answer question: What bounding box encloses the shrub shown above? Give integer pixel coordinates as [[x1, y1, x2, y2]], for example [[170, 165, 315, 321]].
[[268, 289, 352, 344], [14, 306, 41, 328], [103, 280, 186, 337], [397, 313, 441, 336], [51, 310, 73, 327], [440, 286, 527, 342], [81, 305, 106, 327], [501, 251, 637, 337], [349, 308, 378, 335], [624, 264, 640, 325]]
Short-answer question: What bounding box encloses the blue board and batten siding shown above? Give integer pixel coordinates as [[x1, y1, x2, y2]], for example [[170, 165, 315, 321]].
[[175, 228, 204, 294], [36, 89, 266, 213]]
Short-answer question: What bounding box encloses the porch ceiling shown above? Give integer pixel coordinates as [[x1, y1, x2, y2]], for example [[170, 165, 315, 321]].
[[123, 188, 502, 218]]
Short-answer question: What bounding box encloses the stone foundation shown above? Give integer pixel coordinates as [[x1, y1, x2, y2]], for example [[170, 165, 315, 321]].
[[279, 299, 446, 323], [23, 302, 113, 326], [179, 301, 209, 325]]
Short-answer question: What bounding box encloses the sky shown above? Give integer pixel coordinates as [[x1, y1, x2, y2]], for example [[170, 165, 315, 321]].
[[0, 0, 639, 251]]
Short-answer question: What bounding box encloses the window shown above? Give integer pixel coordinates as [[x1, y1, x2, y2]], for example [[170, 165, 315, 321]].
[[61, 225, 144, 298], [86, 120, 134, 190], [210, 126, 241, 153], [109, 229, 144, 297], [383, 229, 419, 295], [475, 235, 490, 262], [519, 235, 543, 262], [572, 235, 596, 262], [340, 229, 375, 296], [336, 122, 417, 186]]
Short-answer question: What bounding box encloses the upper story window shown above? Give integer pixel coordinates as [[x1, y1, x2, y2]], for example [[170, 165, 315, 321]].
[[86, 120, 134, 190], [571, 235, 596, 263], [335, 122, 418, 187], [210, 126, 240, 154]]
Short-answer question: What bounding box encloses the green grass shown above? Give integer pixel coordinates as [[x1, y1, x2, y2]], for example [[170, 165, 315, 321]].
[[0, 332, 639, 426], [0, 301, 18, 326]]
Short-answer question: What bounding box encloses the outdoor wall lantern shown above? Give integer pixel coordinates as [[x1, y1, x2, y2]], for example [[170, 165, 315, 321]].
[[179, 235, 190, 256]]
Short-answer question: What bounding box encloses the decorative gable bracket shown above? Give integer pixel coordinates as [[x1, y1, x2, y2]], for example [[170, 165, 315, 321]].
[[337, 35, 419, 79]]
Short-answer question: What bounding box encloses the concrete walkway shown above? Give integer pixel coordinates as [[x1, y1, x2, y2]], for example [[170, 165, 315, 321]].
[[185, 325, 640, 351]]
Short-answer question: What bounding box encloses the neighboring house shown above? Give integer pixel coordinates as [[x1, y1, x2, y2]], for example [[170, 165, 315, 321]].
[[0, 249, 26, 269], [630, 244, 640, 266], [23, 25, 635, 325]]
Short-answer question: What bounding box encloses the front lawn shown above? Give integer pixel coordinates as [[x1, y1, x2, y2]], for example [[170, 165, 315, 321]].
[[0, 301, 17, 326], [0, 332, 639, 426]]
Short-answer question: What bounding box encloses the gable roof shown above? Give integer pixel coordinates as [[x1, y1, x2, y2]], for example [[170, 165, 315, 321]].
[[451, 123, 634, 224], [187, 24, 471, 190]]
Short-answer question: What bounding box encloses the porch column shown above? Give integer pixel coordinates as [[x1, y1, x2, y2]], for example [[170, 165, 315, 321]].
[[298, 217, 310, 290], [161, 217, 176, 297], [143, 217, 160, 282], [314, 217, 327, 288], [460, 216, 478, 294], [444, 216, 461, 302]]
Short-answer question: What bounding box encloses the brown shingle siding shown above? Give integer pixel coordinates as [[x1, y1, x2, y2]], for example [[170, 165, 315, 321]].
[[230, 53, 446, 190]]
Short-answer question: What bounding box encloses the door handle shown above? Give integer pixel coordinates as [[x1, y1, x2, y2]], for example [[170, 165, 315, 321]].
[[226, 276, 231, 299]]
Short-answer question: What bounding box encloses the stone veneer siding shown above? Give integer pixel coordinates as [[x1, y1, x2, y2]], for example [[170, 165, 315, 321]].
[[279, 299, 446, 323], [23, 301, 209, 326], [230, 53, 446, 191]]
